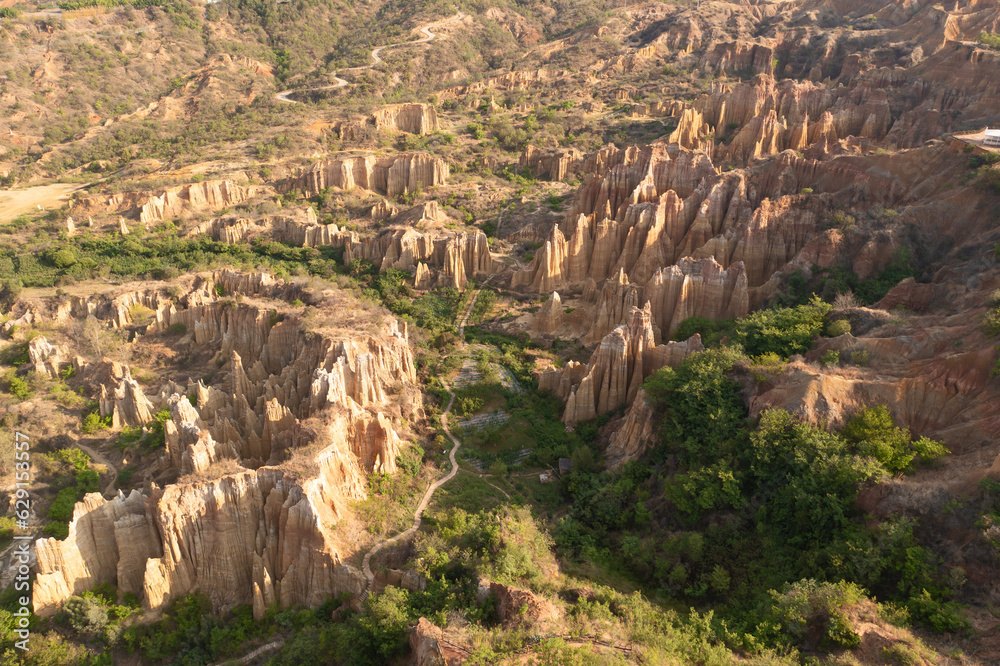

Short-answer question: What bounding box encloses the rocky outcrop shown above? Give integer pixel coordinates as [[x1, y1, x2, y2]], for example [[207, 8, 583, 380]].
[[513, 141, 899, 343], [534, 292, 564, 335], [34, 491, 163, 614], [606, 389, 657, 469], [414, 262, 431, 289], [409, 618, 465, 666], [489, 581, 558, 626], [27, 336, 73, 378], [655, 73, 904, 161], [519, 145, 585, 181], [644, 258, 750, 340], [281, 153, 449, 199], [437, 69, 550, 100], [139, 180, 256, 227], [345, 228, 496, 290], [372, 103, 438, 135], [33, 272, 420, 618], [371, 199, 398, 222], [700, 42, 774, 76], [199, 207, 496, 292], [100, 370, 155, 428], [544, 304, 704, 424], [34, 458, 368, 617]]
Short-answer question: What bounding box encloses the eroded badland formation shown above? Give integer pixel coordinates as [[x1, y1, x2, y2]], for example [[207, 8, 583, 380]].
[[2, 0, 1000, 663]]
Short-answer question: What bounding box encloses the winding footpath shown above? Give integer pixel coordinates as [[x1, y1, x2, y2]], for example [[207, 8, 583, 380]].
[[276, 12, 465, 103], [359, 285, 482, 599], [360, 378, 462, 598]]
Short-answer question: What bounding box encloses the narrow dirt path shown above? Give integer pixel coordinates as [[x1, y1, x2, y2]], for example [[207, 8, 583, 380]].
[[359, 286, 486, 598], [73, 438, 117, 473], [361, 377, 462, 591], [67, 436, 121, 496], [457, 289, 481, 337], [276, 12, 465, 103]]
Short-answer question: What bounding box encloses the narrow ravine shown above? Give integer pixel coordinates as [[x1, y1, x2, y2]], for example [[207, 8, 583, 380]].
[[360, 377, 462, 599], [359, 285, 482, 599]]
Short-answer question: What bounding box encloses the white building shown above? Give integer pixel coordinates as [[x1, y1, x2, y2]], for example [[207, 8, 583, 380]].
[[985, 129, 1000, 147]]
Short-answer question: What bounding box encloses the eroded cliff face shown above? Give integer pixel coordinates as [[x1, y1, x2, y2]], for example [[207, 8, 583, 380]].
[[539, 303, 703, 424], [280, 152, 449, 199], [372, 103, 439, 135], [516, 137, 967, 346], [34, 456, 368, 617], [637, 0, 1000, 152], [345, 226, 496, 290], [189, 203, 498, 290], [514, 144, 778, 343], [72, 180, 258, 229], [32, 271, 419, 618]]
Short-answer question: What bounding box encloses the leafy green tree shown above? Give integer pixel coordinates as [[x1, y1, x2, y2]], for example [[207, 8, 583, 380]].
[[841, 406, 948, 473], [349, 587, 412, 664], [744, 410, 883, 545], [63, 595, 108, 636], [666, 462, 743, 521], [768, 579, 866, 649], [731, 297, 832, 357], [643, 347, 746, 465]]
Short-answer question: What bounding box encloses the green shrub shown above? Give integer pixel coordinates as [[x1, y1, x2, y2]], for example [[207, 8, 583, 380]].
[[671, 316, 716, 342], [0, 516, 15, 547], [820, 349, 840, 367], [984, 304, 1000, 336], [978, 31, 1000, 49], [47, 487, 80, 525], [2, 342, 33, 366], [457, 396, 485, 416], [825, 211, 857, 231], [43, 246, 79, 269], [63, 595, 109, 636], [841, 406, 948, 473], [825, 319, 851, 336], [44, 521, 70, 539], [644, 347, 746, 465], [81, 410, 110, 434], [7, 375, 33, 399], [732, 297, 832, 358], [850, 349, 871, 366], [745, 410, 882, 543], [0, 278, 23, 311], [768, 579, 866, 649], [906, 589, 971, 634], [748, 352, 787, 382]]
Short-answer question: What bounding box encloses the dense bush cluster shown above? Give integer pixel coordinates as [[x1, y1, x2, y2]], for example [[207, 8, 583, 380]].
[[0, 233, 345, 288], [978, 31, 1000, 49], [671, 298, 831, 357], [550, 345, 958, 651], [57, 0, 166, 10], [351, 266, 464, 337], [42, 448, 100, 539]]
